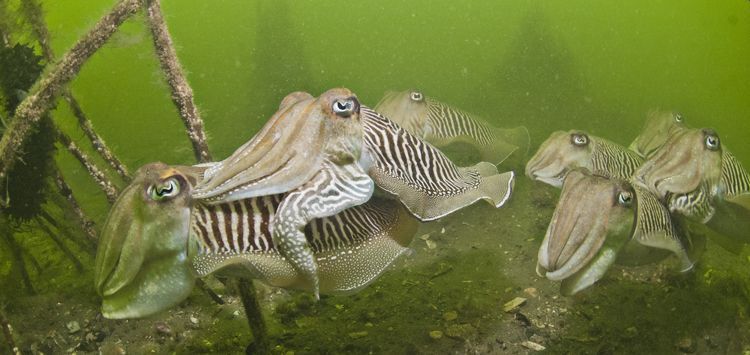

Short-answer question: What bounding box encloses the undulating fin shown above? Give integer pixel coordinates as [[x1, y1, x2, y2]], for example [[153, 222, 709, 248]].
[[191, 197, 418, 294], [631, 184, 693, 271], [720, 151, 750, 198], [362, 106, 514, 221]]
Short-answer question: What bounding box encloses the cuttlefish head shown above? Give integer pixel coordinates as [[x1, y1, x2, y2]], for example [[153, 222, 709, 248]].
[[525, 130, 594, 188], [94, 162, 202, 319], [634, 128, 723, 199], [629, 110, 688, 158], [537, 170, 636, 295], [373, 90, 430, 137]]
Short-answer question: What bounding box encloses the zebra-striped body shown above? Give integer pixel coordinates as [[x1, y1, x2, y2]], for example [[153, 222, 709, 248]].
[[590, 137, 644, 180], [361, 106, 515, 221], [374, 90, 529, 165], [426, 98, 495, 145], [191, 194, 399, 257], [362, 107, 482, 196], [721, 151, 750, 197], [190, 195, 417, 293]]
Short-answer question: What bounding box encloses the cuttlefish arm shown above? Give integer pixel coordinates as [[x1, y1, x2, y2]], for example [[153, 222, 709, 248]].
[[192, 196, 419, 295], [537, 170, 635, 296], [526, 130, 643, 188], [192, 88, 375, 298], [94, 163, 205, 319], [362, 106, 514, 221], [629, 110, 687, 159], [634, 128, 723, 201], [374, 90, 529, 165], [192, 91, 327, 202]]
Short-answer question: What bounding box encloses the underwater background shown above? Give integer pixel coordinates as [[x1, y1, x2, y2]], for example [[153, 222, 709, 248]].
[[1, 0, 749, 353]]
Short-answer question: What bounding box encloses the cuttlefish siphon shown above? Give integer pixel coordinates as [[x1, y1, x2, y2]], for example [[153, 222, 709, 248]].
[[374, 90, 530, 165], [525, 130, 644, 188], [537, 170, 694, 295], [94, 162, 418, 319], [635, 127, 750, 243], [192, 88, 515, 298]]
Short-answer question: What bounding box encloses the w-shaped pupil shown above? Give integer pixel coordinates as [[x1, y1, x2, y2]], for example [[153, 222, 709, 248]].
[[157, 183, 174, 196]]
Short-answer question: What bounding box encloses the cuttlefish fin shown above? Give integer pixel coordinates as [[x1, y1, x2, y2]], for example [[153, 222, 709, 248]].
[[193, 198, 418, 294], [362, 107, 514, 221], [192, 95, 326, 202], [632, 185, 694, 272], [272, 160, 375, 298]]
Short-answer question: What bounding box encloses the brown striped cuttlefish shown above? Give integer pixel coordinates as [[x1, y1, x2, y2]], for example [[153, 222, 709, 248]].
[[95, 88, 515, 318], [537, 170, 694, 295], [95, 162, 419, 319], [634, 127, 750, 245]]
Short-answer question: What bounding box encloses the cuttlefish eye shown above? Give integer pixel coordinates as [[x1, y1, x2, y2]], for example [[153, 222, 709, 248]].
[[332, 97, 359, 118], [570, 133, 589, 147], [674, 112, 684, 123], [703, 129, 720, 151], [617, 190, 633, 206], [147, 177, 181, 201], [409, 91, 424, 102]]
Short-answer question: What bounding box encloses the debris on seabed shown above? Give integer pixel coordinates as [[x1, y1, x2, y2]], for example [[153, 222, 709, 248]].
[[348, 331, 368, 339], [442, 311, 458, 321], [521, 340, 546, 351], [524, 287, 538, 298], [66, 321, 80, 334], [503, 297, 527, 312], [429, 330, 443, 340]]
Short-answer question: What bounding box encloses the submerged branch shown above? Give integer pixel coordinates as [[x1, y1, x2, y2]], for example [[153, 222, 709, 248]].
[[0, 0, 145, 185], [237, 279, 269, 353], [52, 166, 98, 242], [0, 219, 35, 295], [56, 130, 119, 204], [63, 92, 131, 180], [21, 0, 131, 181], [146, 0, 212, 163]]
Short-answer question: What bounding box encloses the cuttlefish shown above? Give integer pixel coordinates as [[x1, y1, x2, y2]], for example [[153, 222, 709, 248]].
[[537, 170, 694, 295], [634, 127, 750, 243], [191, 88, 514, 298], [374, 90, 530, 165], [525, 130, 643, 187], [630, 110, 750, 199], [95, 162, 418, 319]]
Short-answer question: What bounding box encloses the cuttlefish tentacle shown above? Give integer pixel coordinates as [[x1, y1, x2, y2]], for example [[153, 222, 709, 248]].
[[374, 90, 529, 165], [362, 106, 514, 221], [271, 160, 374, 298]]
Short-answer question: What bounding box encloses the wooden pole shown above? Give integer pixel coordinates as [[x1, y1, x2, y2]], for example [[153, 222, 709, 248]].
[[145, 0, 212, 163]]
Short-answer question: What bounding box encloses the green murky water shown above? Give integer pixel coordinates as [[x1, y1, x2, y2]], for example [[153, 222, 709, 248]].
[[1, 0, 749, 353]]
